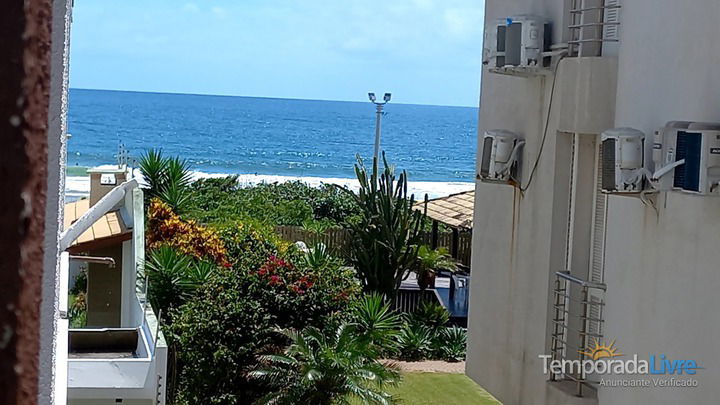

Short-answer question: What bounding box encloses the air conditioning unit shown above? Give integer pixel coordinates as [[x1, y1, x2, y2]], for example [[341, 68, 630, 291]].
[[600, 128, 645, 193], [483, 15, 550, 68], [478, 130, 524, 184], [653, 122, 720, 195]]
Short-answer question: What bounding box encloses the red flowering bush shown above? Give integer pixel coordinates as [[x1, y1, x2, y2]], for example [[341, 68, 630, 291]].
[[256, 255, 316, 295], [170, 224, 361, 404]]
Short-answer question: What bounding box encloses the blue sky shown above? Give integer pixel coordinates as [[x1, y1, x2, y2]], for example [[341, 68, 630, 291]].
[[70, 1, 484, 107]]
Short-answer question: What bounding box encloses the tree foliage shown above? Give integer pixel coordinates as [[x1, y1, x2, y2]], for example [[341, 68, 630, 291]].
[[168, 225, 360, 404], [185, 178, 361, 228], [139, 149, 193, 212]]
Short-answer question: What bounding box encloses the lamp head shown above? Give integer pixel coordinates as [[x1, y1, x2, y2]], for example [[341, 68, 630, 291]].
[[383, 93, 392, 102], [368, 92, 376, 102]]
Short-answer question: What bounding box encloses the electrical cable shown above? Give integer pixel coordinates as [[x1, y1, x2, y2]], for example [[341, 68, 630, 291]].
[[520, 55, 566, 193]]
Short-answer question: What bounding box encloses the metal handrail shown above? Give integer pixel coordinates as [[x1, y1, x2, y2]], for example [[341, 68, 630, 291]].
[[553, 291, 606, 305], [569, 5, 621, 13], [567, 0, 622, 57], [569, 22, 620, 28], [556, 271, 606, 290], [550, 271, 607, 397], [69, 255, 116, 268]]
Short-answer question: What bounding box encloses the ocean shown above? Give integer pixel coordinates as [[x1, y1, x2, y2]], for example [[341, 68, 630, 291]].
[[67, 89, 478, 198]]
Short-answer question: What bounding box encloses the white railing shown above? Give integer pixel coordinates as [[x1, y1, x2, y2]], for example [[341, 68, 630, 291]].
[[550, 271, 607, 396], [568, 0, 621, 57]]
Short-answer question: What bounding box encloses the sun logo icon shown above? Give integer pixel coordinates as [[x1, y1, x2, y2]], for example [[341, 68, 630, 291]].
[[579, 338, 623, 360]]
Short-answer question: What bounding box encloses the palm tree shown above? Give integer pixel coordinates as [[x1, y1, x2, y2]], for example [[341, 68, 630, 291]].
[[250, 324, 400, 405], [413, 246, 458, 291], [139, 149, 193, 212]]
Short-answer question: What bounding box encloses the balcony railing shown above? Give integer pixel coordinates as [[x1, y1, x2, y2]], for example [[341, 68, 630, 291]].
[[549, 271, 607, 397], [568, 0, 621, 57]]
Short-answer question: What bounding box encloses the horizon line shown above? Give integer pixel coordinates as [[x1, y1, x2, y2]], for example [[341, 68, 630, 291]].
[[69, 87, 479, 109]]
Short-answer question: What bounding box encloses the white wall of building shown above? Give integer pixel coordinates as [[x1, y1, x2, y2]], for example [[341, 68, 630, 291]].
[[466, 2, 581, 403], [466, 0, 720, 404], [600, 0, 720, 403], [42, 0, 72, 403]]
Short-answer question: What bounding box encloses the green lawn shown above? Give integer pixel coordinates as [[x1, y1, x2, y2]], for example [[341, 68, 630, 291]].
[[388, 372, 501, 405]]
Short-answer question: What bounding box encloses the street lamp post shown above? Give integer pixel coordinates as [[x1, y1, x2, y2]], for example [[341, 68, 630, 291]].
[[368, 92, 391, 162]]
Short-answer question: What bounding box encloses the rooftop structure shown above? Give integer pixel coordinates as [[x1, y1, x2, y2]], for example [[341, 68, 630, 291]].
[[414, 190, 474, 230]]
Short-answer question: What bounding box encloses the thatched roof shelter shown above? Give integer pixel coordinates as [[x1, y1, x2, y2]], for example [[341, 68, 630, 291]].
[[414, 190, 474, 230]]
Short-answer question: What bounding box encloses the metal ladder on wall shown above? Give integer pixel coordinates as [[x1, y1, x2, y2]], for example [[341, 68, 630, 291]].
[[568, 0, 621, 57]]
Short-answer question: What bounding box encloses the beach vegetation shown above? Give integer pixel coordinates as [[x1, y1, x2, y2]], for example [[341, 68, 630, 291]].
[[348, 295, 467, 363], [396, 322, 434, 361], [250, 324, 400, 405], [351, 293, 402, 355], [68, 270, 88, 328], [184, 177, 361, 229], [301, 242, 340, 272], [167, 225, 360, 404], [146, 198, 229, 266], [407, 300, 450, 332], [136, 152, 468, 403], [143, 245, 217, 315], [434, 326, 468, 362], [340, 154, 425, 298]]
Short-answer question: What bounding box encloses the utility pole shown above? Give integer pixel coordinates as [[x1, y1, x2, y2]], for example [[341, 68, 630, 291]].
[[368, 92, 391, 162]]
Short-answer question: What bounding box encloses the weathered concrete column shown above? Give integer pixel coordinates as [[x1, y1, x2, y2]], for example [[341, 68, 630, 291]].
[[0, 1, 54, 404]]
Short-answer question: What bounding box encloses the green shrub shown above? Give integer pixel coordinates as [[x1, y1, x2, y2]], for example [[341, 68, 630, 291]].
[[184, 178, 361, 228], [68, 293, 87, 328], [143, 245, 218, 315], [408, 300, 450, 331], [433, 326, 467, 362], [397, 322, 434, 361], [250, 324, 400, 405], [301, 243, 340, 272], [168, 227, 360, 404], [70, 269, 87, 295], [351, 293, 402, 355], [218, 221, 293, 269]]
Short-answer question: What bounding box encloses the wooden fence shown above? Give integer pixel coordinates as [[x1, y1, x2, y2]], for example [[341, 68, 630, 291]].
[[274, 225, 473, 267]]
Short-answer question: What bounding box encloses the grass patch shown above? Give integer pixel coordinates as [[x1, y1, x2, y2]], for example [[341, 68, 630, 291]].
[[384, 372, 501, 405]]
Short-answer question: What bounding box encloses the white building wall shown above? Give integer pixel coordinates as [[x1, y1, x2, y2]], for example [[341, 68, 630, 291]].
[[600, 0, 720, 404], [466, 1, 584, 403], [467, 0, 720, 404], [42, 0, 72, 403]]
